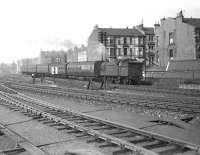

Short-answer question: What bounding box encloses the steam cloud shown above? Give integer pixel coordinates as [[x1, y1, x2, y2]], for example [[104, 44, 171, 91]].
[[25, 38, 77, 50]]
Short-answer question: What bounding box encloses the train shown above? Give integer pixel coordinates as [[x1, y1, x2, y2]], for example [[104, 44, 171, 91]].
[[21, 59, 144, 84]]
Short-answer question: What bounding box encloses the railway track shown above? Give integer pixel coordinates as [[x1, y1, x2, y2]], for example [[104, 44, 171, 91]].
[[2, 74, 200, 97], [118, 85, 200, 97], [0, 87, 199, 155], [4, 82, 200, 118], [0, 121, 48, 155]]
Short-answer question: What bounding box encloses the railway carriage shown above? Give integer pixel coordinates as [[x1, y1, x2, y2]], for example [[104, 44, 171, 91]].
[[21, 65, 36, 74], [36, 64, 49, 76], [66, 61, 103, 77]]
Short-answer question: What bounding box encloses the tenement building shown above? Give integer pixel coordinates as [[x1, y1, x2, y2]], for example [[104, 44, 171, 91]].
[[155, 11, 200, 68], [136, 24, 155, 66], [87, 25, 146, 62]]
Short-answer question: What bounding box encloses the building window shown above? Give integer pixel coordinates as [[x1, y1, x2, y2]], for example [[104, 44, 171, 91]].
[[124, 37, 127, 44], [120, 37, 124, 44], [198, 45, 200, 52], [118, 39, 121, 45], [124, 48, 127, 56], [169, 32, 174, 45], [149, 35, 154, 41], [196, 44, 200, 59], [195, 29, 200, 42], [135, 47, 138, 56], [133, 48, 135, 56], [169, 49, 173, 58], [118, 48, 121, 56], [139, 48, 143, 57], [139, 38, 143, 45], [110, 48, 115, 57], [135, 38, 139, 45], [110, 38, 114, 45], [149, 45, 154, 50], [132, 37, 135, 45], [98, 32, 104, 43], [107, 37, 113, 45], [130, 48, 132, 56], [56, 57, 61, 63], [130, 38, 132, 44], [107, 48, 109, 54]]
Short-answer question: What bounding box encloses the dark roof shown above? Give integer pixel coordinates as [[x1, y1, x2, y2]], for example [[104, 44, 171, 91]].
[[98, 28, 144, 36], [183, 18, 200, 27], [143, 27, 154, 35]]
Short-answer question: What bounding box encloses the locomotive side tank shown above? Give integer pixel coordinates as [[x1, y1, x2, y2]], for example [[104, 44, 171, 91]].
[[100, 60, 143, 84]]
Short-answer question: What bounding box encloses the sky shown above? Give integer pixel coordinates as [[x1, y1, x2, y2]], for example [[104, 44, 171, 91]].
[[0, 0, 200, 63]]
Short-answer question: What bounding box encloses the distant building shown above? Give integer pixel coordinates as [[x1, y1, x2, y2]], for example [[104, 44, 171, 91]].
[[67, 47, 78, 62], [38, 50, 67, 64], [87, 25, 146, 62], [77, 45, 87, 62], [67, 45, 87, 62], [0, 62, 17, 74], [17, 58, 38, 73], [136, 24, 155, 66], [155, 11, 200, 68]]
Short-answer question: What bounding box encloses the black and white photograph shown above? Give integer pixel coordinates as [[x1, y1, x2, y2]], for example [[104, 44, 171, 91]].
[[0, 0, 200, 155]]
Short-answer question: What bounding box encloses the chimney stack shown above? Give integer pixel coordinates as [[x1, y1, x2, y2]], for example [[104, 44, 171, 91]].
[[94, 24, 98, 30]]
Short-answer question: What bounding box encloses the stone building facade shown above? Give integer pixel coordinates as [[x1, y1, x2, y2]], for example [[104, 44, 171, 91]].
[[136, 24, 155, 66], [155, 11, 200, 68], [87, 25, 146, 62]]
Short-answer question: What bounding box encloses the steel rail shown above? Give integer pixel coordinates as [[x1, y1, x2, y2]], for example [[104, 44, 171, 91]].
[[3, 76, 200, 97], [16, 92, 200, 153], [0, 122, 49, 155], [0, 92, 158, 155], [7, 82, 200, 104], [7, 83, 200, 115], [4, 81, 200, 107]]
